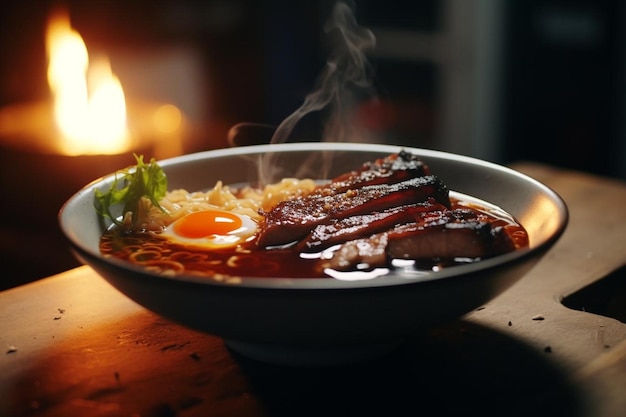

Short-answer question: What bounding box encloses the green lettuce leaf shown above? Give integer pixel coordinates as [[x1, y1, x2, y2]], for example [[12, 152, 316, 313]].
[[94, 154, 167, 229]]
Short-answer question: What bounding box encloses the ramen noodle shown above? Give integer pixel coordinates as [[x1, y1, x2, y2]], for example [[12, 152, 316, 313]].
[[137, 178, 317, 232]]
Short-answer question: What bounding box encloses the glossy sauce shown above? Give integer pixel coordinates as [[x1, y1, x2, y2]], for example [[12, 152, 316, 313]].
[[100, 196, 529, 280]]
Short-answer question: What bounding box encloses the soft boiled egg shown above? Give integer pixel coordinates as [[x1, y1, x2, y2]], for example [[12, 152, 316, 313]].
[[161, 209, 258, 250]]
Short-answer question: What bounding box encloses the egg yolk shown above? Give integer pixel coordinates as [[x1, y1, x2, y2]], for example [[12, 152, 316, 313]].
[[172, 210, 243, 239]]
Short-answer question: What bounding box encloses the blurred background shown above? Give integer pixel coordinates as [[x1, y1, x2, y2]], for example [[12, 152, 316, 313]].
[[1, 0, 625, 289]]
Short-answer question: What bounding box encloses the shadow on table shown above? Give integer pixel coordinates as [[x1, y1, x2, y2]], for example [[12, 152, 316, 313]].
[[233, 320, 588, 417], [5, 311, 587, 417]]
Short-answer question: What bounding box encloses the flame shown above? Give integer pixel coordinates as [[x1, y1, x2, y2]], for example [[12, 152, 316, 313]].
[[46, 9, 130, 155]]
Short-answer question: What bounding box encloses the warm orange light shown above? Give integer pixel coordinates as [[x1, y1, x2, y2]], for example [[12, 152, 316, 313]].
[[153, 104, 183, 134], [46, 9, 130, 155]]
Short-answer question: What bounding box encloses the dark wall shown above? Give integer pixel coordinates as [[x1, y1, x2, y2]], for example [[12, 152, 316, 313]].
[[500, 0, 626, 178]]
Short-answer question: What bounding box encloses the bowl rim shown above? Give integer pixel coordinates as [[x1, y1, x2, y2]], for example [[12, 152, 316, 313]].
[[59, 142, 569, 290]]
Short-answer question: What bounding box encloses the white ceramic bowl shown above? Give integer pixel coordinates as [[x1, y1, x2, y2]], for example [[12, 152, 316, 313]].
[[59, 143, 568, 365]]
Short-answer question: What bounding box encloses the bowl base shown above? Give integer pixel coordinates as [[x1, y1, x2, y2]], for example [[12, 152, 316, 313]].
[[225, 339, 402, 367]]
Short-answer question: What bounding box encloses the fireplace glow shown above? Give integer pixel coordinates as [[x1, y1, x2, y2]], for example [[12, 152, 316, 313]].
[[46, 9, 130, 155]]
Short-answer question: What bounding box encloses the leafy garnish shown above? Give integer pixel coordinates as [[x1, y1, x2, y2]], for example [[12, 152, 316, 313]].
[[94, 154, 168, 230]]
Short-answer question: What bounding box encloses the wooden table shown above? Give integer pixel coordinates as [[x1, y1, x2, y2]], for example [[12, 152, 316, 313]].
[[2, 162, 626, 417]]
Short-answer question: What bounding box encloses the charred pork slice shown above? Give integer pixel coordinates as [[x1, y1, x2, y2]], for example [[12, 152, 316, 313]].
[[257, 175, 450, 248], [320, 150, 430, 193], [327, 209, 517, 271], [298, 201, 449, 253]]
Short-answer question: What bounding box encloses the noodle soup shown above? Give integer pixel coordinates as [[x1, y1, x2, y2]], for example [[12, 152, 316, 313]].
[[100, 189, 528, 280]]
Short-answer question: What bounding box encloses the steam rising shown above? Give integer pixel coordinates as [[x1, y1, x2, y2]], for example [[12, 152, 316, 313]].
[[259, 1, 377, 184]]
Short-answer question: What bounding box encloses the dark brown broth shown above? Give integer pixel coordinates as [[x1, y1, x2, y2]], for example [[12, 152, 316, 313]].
[[99, 197, 529, 279]]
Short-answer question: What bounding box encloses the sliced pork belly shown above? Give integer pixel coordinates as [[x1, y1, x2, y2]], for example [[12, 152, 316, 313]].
[[323, 150, 430, 193], [257, 175, 450, 248], [327, 233, 390, 272], [326, 209, 517, 271], [387, 221, 515, 261], [297, 201, 449, 253]]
